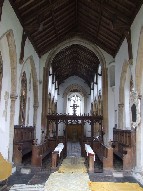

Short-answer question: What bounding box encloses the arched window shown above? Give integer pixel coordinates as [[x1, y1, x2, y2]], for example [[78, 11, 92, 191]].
[[19, 71, 27, 125], [68, 94, 82, 115], [0, 51, 3, 101], [98, 64, 102, 93]]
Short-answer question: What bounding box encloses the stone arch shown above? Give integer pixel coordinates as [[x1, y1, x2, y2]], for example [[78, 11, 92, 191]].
[[119, 60, 129, 104], [44, 36, 108, 141], [63, 84, 88, 98], [0, 29, 17, 162], [23, 56, 39, 127], [118, 60, 129, 129], [45, 36, 106, 69]]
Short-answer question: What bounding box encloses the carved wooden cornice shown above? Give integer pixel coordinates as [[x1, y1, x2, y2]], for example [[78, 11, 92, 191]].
[[47, 113, 103, 124]]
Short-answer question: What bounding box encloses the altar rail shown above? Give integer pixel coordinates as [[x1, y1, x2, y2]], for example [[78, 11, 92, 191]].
[[93, 139, 113, 170], [112, 128, 136, 171], [31, 140, 51, 167], [13, 125, 34, 164]]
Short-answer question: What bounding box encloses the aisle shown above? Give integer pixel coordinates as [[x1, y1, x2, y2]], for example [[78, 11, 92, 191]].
[[44, 157, 90, 191], [67, 141, 81, 157]]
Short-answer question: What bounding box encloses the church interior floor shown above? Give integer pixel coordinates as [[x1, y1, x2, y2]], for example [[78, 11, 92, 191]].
[[1, 142, 142, 190]]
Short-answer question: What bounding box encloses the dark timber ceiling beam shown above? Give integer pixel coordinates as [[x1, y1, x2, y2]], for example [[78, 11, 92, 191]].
[[22, 0, 70, 24], [9, 0, 40, 56], [96, 0, 103, 37], [48, 0, 59, 40], [8, 0, 143, 58]]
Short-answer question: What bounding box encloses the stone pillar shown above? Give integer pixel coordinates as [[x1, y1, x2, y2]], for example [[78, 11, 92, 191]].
[[9, 94, 17, 162], [135, 123, 143, 172], [33, 103, 39, 126], [102, 67, 108, 145], [118, 104, 124, 129], [33, 103, 39, 138]]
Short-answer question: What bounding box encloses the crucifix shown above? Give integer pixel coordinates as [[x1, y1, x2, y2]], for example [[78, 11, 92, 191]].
[[70, 103, 79, 115]]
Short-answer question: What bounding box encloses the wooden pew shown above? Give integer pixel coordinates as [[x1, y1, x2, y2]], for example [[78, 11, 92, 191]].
[[85, 144, 95, 173], [31, 140, 52, 167], [13, 125, 34, 164], [112, 128, 135, 171], [93, 139, 113, 171], [51, 143, 64, 170], [81, 137, 92, 157]]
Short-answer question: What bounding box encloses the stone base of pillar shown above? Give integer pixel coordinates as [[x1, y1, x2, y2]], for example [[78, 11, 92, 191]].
[[103, 168, 113, 176], [132, 168, 143, 185]]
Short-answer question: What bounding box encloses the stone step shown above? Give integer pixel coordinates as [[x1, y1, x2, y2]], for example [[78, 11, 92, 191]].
[[20, 168, 31, 174], [9, 184, 44, 191], [113, 171, 124, 177]]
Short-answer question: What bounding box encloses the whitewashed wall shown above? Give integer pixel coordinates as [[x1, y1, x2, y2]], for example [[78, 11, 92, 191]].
[[0, 0, 40, 159], [0, 36, 11, 159], [131, 4, 143, 174], [113, 4, 143, 175]]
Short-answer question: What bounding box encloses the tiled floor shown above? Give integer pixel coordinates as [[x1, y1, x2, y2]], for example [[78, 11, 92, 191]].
[[0, 142, 142, 190]]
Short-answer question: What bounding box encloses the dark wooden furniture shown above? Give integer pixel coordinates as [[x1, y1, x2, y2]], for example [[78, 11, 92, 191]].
[[31, 140, 51, 167], [47, 114, 103, 156], [112, 128, 136, 171], [51, 143, 65, 170], [48, 138, 57, 151], [93, 139, 113, 170], [81, 137, 92, 157], [13, 125, 34, 164], [85, 144, 95, 173]]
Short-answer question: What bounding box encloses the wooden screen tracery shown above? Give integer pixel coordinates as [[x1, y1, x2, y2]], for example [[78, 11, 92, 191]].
[[47, 114, 103, 145], [19, 71, 27, 125]]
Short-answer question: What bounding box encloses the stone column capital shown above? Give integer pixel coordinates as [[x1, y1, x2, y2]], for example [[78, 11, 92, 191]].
[[10, 93, 18, 100], [118, 103, 124, 108], [33, 102, 39, 109]]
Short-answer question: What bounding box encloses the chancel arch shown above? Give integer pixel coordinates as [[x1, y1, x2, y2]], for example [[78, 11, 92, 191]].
[[44, 37, 108, 143]]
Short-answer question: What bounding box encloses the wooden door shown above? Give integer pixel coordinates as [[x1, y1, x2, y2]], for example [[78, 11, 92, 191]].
[[66, 124, 83, 142]]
